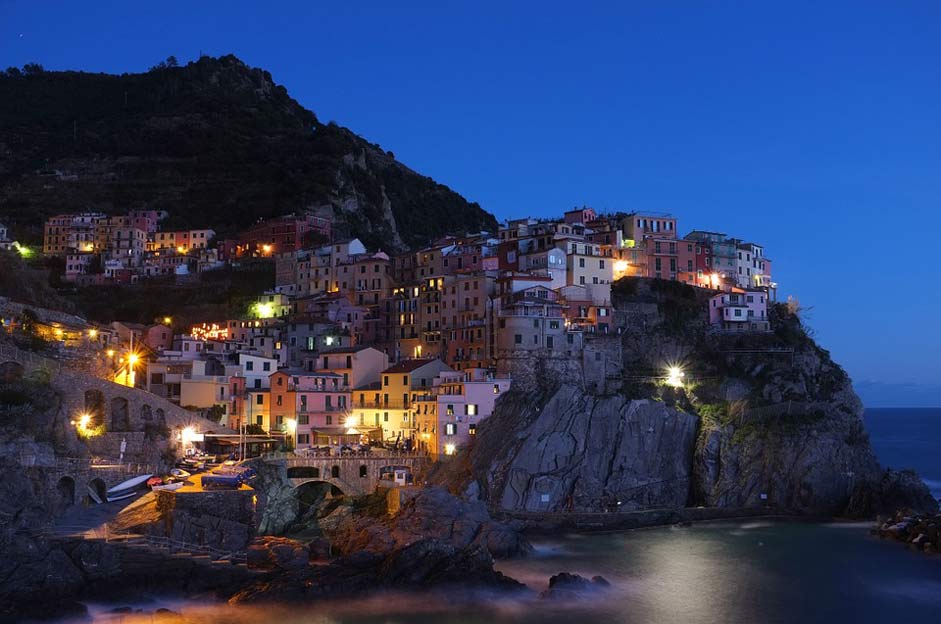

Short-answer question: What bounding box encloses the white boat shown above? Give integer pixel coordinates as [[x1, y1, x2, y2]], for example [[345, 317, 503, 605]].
[[87, 485, 103, 504], [169, 468, 191, 478], [106, 474, 152, 502], [151, 481, 184, 492]]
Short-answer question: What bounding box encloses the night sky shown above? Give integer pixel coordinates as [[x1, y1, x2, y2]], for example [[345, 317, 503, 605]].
[[2, 2, 939, 406]]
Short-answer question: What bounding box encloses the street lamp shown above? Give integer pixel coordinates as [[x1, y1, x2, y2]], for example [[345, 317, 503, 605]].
[[285, 418, 297, 451], [666, 366, 685, 388]]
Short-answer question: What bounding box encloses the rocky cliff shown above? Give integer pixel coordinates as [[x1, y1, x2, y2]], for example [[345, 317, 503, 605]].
[[460, 387, 699, 513], [0, 56, 496, 250], [445, 285, 938, 518]]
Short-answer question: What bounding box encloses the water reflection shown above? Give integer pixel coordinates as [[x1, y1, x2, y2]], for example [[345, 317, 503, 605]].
[[65, 521, 941, 624]]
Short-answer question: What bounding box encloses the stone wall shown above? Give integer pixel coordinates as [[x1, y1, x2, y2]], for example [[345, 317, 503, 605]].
[[154, 488, 256, 552]]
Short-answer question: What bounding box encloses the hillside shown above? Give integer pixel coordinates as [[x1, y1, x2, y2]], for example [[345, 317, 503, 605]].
[[0, 56, 496, 250]]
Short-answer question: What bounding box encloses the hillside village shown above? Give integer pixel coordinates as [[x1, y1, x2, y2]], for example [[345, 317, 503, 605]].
[[1, 207, 777, 460]]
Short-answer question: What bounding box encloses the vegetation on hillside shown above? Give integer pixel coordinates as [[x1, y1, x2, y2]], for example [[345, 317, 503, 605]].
[[0, 55, 496, 249], [68, 261, 275, 325]]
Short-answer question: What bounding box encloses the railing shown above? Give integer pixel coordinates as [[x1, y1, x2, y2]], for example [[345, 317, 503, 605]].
[[351, 400, 410, 410], [264, 449, 426, 461], [0, 343, 62, 375]]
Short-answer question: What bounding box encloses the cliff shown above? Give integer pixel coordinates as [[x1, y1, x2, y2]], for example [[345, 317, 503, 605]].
[[0, 56, 496, 250], [440, 280, 937, 518]]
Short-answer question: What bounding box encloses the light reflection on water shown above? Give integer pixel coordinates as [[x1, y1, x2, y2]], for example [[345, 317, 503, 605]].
[[64, 521, 941, 624]]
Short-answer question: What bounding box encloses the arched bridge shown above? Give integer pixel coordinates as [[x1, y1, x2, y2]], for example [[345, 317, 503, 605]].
[[265, 453, 428, 497]]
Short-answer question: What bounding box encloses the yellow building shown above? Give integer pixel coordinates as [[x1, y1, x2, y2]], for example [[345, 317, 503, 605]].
[[350, 358, 454, 445]]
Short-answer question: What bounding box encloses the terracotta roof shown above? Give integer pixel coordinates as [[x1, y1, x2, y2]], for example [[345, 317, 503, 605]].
[[382, 358, 440, 374]]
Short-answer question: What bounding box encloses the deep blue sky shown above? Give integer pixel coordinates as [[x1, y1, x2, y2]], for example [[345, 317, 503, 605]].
[[2, 2, 940, 405]]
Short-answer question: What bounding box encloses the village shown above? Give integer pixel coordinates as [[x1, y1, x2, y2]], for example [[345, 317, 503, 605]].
[[1, 207, 777, 464]]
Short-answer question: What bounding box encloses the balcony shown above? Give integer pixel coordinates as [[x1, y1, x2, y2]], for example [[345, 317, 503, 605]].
[[351, 400, 410, 410]]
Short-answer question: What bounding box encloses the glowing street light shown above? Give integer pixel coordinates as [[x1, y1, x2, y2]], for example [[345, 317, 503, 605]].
[[285, 418, 297, 433], [127, 353, 140, 366], [163, 316, 172, 326], [261, 244, 273, 255], [666, 366, 685, 388], [88, 329, 98, 339], [444, 444, 456, 456]]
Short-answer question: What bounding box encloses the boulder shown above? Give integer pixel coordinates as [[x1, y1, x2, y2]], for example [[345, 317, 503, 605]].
[[247, 536, 309, 570], [540, 572, 612, 601]]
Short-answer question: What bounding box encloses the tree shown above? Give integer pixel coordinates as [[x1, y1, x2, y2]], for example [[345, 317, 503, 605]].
[[4, 67, 22, 78], [22, 63, 44, 76], [166, 55, 179, 68]]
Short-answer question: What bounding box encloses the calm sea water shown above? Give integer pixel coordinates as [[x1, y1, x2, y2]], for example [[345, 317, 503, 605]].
[[63, 408, 941, 624]]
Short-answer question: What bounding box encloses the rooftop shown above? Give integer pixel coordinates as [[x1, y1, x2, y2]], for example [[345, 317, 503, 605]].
[[382, 358, 440, 374]]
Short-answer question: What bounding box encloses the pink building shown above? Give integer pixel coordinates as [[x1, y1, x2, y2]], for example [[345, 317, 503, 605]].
[[709, 290, 770, 332], [414, 368, 511, 459], [291, 372, 351, 447], [143, 323, 173, 352]]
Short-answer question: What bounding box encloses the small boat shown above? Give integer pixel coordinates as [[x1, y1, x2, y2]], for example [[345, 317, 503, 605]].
[[87, 485, 103, 504], [151, 481, 184, 492], [169, 468, 191, 478], [146, 476, 164, 488], [106, 474, 152, 502]]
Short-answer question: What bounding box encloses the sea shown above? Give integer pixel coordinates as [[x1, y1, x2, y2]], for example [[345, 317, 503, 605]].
[[63, 408, 941, 624]]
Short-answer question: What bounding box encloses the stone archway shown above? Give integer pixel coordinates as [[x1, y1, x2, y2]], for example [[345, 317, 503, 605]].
[[110, 396, 130, 431], [331, 465, 340, 479], [87, 477, 107, 504], [55, 475, 75, 511], [294, 480, 344, 523], [84, 389, 105, 428], [0, 361, 24, 383], [141, 404, 153, 421]]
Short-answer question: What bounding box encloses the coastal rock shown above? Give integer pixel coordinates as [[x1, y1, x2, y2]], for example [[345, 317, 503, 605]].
[[845, 469, 939, 517], [324, 487, 532, 559], [245, 458, 297, 535], [247, 536, 309, 570], [539, 572, 612, 601], [461, 386, 699, 513]]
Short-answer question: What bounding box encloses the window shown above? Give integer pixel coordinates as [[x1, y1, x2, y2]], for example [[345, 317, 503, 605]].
[[514, 334, 522, 344], [445, 423, 457, 436], [256, 394, 263, 405], [546, 336, 554, 349], [263, 362, 271, 371]]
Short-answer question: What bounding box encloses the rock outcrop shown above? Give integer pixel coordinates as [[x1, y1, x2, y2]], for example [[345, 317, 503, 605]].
[[463, 386, 699, 513], [539, 572, 611, 601], [230, 486, 529, 604]]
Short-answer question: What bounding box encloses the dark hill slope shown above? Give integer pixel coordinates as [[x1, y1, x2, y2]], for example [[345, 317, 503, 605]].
[[0, 55, 496, 250]]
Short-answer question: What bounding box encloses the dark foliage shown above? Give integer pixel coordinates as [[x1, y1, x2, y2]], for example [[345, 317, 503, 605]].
[[0, 55, 496, 249]]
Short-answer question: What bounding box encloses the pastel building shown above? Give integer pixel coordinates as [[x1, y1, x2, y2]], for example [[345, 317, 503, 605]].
[[350, 358, 454, 444], [709, 290, 770, 332], [414, 368, 512, 459], [149, 229, 215, 253]]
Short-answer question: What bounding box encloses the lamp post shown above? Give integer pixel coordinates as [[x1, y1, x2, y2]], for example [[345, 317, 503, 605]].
[[285, 418, 297, 451]]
